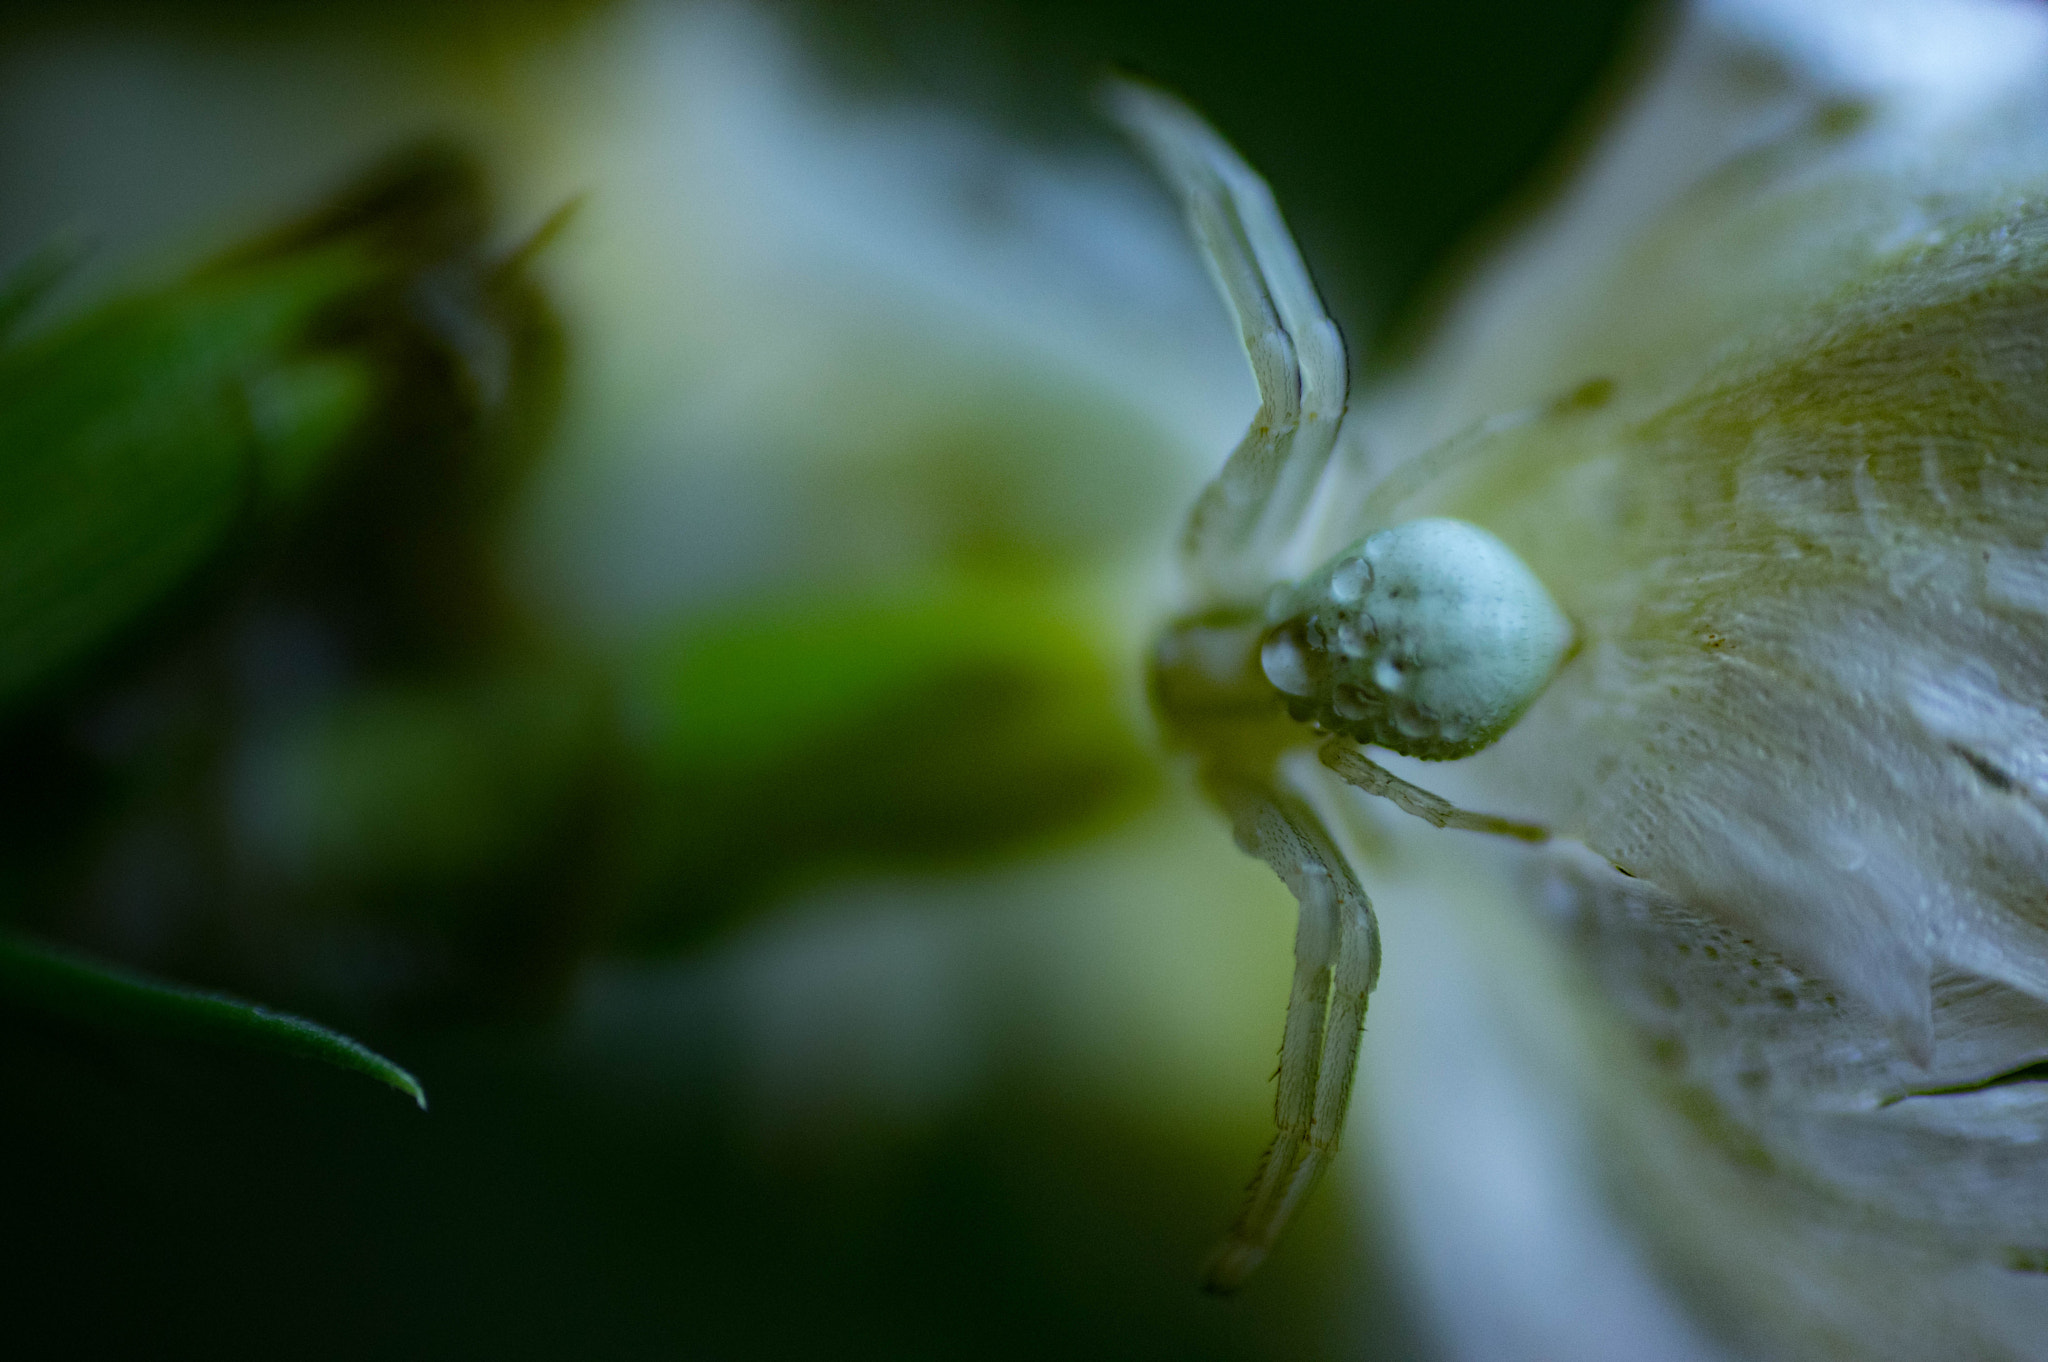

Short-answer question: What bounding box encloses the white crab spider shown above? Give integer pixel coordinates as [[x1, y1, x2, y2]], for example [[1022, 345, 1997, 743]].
[[1110, 83, 1576, 1291]]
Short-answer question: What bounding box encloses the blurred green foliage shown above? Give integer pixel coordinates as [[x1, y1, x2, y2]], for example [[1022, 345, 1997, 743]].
[[0, 143, 571, 1023], [0, 2, 1644, 1356], [619, 583, 1152, 952], [0, 131, 1155, 1034], [0, 250, 371, 713]]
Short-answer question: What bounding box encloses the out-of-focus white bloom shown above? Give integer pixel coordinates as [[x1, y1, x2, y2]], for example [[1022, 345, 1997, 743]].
[[1325, 1, 2048, 1357], [511, 3, 1250, 637]]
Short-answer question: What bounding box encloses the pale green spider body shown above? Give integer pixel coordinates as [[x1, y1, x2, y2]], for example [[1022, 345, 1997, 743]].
[[1263, 518, 1573, 761], [1112, 83, 1575, 1291]]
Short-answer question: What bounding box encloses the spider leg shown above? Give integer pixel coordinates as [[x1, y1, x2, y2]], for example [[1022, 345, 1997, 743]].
[[1319, 736, 1549, 842], [1204, 778, 1382, 1293], [1106, 82, 1347, 594]]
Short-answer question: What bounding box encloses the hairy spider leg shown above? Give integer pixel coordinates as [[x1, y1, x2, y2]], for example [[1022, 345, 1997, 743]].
[[1107, 82, 1347, 596], [1319, 737, 1549, 842], [1203, 780, 1381, 1294]]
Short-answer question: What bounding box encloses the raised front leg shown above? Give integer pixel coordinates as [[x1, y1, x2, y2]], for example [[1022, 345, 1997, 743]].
[[1107, 82, 1348, 596]]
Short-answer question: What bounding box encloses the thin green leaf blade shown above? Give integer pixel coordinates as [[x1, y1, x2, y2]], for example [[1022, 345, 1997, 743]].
[[0, 931, 425, 1108]]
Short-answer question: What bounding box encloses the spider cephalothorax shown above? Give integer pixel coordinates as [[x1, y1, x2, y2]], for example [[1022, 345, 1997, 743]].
[[1113, 82, 1576, 1291]]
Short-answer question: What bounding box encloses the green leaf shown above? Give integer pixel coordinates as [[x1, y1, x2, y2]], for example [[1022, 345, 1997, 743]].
[[0, 248, 376, 716], [645, 580, 1111, 772], [612, 579, 1158, 948], [0, 931, 426, 1108]]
